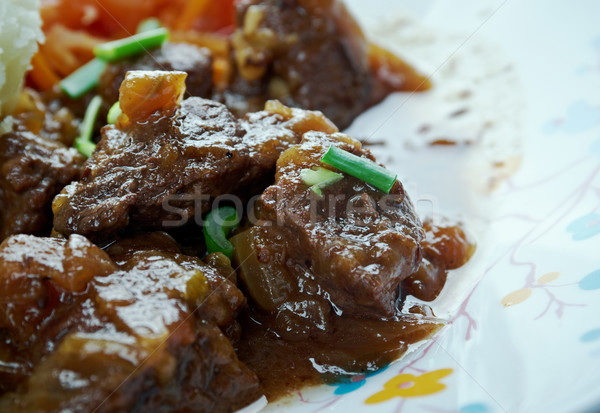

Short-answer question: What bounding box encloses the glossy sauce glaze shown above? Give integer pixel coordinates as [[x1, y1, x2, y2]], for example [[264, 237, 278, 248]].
[[235, 221, 472, 401], [230, 131, 473, 401], [0, 1, 465, 409]]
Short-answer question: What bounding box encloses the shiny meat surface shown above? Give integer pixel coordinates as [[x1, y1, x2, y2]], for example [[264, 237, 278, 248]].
[[0, 233, 260, 412], [230, 131, 473, 400], [0, 131, 84, 241], [401, 221, 474, 301], [0, 234, 117, 392], [99, 42, 214, 105], [0, 89, 84, 241], [247, 132, 423, 317], [226, 0, 372, 129], [52, 96, 336, 240]]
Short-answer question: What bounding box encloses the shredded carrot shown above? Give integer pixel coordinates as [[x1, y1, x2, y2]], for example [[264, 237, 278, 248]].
[[175, 0, 211, 31], [42, 25, 104, 77], [170, 31, 230, 57], [29, 52, 61, 91]]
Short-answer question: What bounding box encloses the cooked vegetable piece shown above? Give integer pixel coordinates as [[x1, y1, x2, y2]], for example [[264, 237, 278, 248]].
[[106, 101, 122, 124], [118, 70, 187, 124], [368, 43, 432, 92], [204, 207, 240, 258], [321, 145, 397, 194], [29, 52, 61, 92], [74, 95, 102, 157], [59, 58, 107, 99], [231, 228, 295, 311], [299, 167, 343, 196], [137, 17, 162, 33], [93, 28, 169, 61]]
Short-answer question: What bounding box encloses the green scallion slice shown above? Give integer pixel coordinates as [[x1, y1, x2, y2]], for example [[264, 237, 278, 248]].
[[59, 58, 107, 99], [299, 167, 343, 196], [137, 18, 162, 33], [321, 146, 397, 194], [107, 101, 122, 124], [203, 207, 240, 259], [94, 27, 169, 61], [74, 95, 102, 158]]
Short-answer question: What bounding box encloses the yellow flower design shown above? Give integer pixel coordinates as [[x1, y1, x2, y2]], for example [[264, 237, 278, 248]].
[[365, 368, 453, 404]]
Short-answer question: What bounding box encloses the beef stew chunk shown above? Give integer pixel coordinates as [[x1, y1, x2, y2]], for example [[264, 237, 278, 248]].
[[400, 221, 474, 301], [231, 132, 473, 399], [226, 0, 372, 129], [0, 233, 261, 412], [0, 90, 85, 241], [0, 234, 117, 392], [235, 132, 424, 318], [53, 71, 336, 240]]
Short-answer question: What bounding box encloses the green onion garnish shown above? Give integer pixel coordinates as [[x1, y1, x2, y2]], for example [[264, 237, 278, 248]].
[[59, 58, 107, 99], [203, 207, 240, 259], [300, 167, 343, 196], [137, 18, 162, 33], [107, 101, 122, 124], [74, 95, 102, 158], [94, 27, 169, 61], [321, 146, 397, 194]]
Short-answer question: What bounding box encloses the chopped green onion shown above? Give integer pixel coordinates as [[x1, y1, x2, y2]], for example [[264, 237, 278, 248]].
[[137, 18, 162, 33], [74, 95, 102, 158], [75, 140, 97, 158], [107, 102, 122, 124], [300, 167, 343, 196], [321, 146, 397, 194], [203, 207, 240, 259], [94, 27, 169, 61], [60, 58, 107, 99]]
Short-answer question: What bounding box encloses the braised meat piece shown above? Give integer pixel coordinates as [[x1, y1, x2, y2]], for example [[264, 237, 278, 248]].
[[0, 234, 117, 392], [233, 132, 423, 318], [0, 132, 84, 240], [400, 221, 474, 301], [231, 131, 473, 398], [227, 0, 372, 129], [0, 89, 83, 241], [0, 232, 261, 412], [53, 71, 337, 241], [99, 42, 214, 105]]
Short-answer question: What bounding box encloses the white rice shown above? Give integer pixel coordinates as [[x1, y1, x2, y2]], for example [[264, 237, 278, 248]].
[[0, 0, 43, 118]]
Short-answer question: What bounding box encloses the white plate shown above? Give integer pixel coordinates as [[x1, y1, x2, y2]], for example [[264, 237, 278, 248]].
[[260, 1, 600, 412]]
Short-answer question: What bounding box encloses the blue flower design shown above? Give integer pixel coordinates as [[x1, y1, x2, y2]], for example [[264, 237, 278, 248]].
[[567, 214, 600, 241], [460, 402, 490, 413], [581, 329, 600, 343], [543, 100, 600, 134], [328, 365, 389, 395], [580, 269, 600, 291]]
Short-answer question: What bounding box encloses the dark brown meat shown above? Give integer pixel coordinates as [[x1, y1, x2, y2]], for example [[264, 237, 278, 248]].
[[0, 130, 85, 241], [400, 221, 474, 301], [233, 132, 423, 318], [0, 232, 261, 412], [227, 128, 473, 400], [0, 234, 117, 392], [52, 90, 336, 240], [99, 42, 214, 105], [226, 0, 372, 129], [9, 88, 80, 146]]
